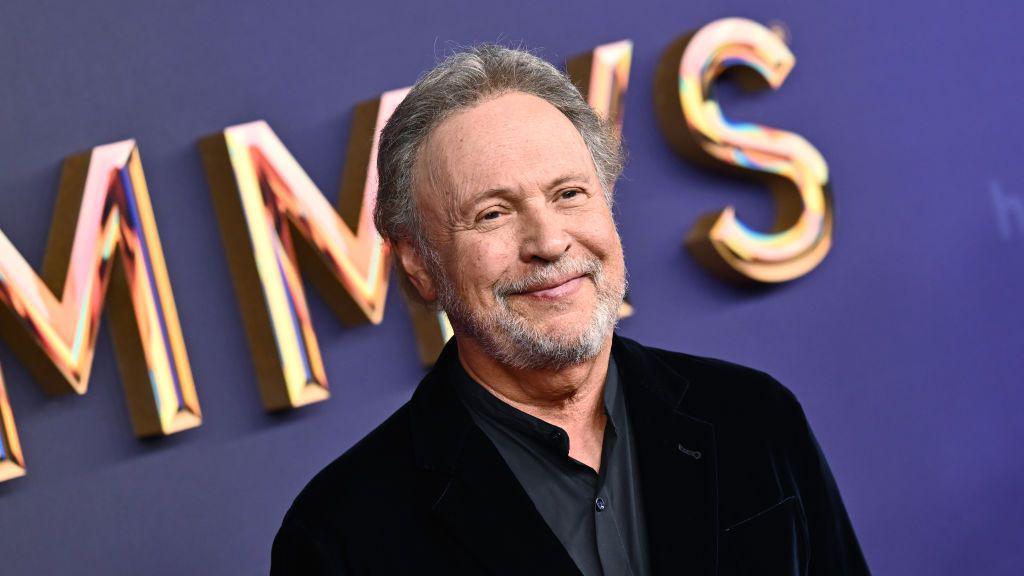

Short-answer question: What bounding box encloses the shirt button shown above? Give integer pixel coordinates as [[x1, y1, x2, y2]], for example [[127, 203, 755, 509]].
[[595, 497, 607, 512]]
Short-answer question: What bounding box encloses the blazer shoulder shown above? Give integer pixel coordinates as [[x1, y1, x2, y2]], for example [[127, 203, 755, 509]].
[[639, 342, 815, 457], [624, 337, 801, 416], [283, 401, 416, 528]]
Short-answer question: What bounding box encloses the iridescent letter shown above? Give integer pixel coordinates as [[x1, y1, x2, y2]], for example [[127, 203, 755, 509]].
[[0, 369, 25, 482], [655, 18, 834, 283], [0, 142, 201, 482], [201, 90, 415, 409]]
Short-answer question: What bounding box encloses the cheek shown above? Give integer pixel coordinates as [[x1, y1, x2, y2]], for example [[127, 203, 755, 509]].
[[572, 209, 621, 258], [451, 235, 517, 291]]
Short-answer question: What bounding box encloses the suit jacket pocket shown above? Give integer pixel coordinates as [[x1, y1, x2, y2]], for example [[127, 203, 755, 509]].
[[720, 495, 810, 576]]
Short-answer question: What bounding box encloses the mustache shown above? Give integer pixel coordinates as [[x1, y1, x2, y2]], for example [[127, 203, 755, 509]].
[[493, 258, 603, 298]]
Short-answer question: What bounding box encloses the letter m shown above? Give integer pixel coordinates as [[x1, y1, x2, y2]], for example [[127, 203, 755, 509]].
[[199, 89, 434, 411], [0, 141, 202, 481]]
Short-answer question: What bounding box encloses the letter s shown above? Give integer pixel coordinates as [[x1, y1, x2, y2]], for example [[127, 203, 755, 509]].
[[655, 17, 833, 283]]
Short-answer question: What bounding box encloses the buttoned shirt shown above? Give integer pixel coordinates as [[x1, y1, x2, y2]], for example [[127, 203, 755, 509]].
[[452, 354, 651, 576]]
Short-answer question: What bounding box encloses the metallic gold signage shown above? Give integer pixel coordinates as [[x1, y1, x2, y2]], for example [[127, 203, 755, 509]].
[[655, 17, 833, 283], [0, 368, 25, 482], [568, 39, 632, 133], [200, 90, 413, 410], [0, 141, 201, 481], [0, 23, 831, 484]]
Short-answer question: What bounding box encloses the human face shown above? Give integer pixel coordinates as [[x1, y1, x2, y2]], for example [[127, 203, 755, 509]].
[[412, 91, 627, 370]]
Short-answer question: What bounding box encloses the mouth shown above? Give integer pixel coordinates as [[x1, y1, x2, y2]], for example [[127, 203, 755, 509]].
[[516, 274, 586, 300]]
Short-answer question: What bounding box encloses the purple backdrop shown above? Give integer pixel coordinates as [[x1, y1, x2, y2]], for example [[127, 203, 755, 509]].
[[0, 1, 1021, 574]]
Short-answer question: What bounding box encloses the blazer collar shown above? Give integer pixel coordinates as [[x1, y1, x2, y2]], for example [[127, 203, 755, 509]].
[[408, 334, 719, 575], [613, 335, 720, 575], [409, 339, 581, 575]]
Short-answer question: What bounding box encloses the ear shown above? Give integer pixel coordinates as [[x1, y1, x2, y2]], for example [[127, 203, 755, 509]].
[[393, 237, 438, 303]]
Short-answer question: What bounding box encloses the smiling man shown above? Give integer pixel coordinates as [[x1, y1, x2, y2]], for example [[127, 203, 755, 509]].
[[270, 45, 870, 575]]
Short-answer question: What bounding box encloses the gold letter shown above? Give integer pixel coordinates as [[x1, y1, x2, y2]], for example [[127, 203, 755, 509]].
[[201, 90, 418, 409], [0, 368, 25, 482], [655, 18, 833, 283], [568, 39, 632, 135], [0, 142, 201, 482]]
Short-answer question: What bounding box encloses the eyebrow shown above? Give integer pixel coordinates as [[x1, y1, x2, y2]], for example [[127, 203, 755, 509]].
[[545, 171, 592, 190], [466, 171, 593, 206]]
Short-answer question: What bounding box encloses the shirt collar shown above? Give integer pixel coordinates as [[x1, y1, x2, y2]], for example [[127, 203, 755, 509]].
[[452, 350, 624, 457]]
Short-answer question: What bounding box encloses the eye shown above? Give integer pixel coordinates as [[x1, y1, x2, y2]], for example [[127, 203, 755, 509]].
[[559, 188, 584, 201], [476, 206, 509, 224]]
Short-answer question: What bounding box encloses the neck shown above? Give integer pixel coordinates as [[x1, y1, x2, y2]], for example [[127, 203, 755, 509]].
[[455, 334, 614, 470]]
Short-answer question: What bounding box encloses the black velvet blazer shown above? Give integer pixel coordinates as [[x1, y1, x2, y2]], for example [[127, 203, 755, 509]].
[[271, 334, 871, 575]]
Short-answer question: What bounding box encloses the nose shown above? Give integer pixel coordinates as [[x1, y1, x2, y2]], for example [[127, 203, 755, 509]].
[[518, 203, 571, 263]]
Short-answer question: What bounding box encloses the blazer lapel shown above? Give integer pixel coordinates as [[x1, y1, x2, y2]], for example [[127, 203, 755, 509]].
[[432, 427, 582, 575], [614, 335, 720, 576], [410, 341, 580, 576]]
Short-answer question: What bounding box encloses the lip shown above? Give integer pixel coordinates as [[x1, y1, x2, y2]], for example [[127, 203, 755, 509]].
[[518, 274, 585, 300]]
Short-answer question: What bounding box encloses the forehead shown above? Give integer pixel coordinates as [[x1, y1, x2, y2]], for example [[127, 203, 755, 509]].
[[416, 92, 597, 205]]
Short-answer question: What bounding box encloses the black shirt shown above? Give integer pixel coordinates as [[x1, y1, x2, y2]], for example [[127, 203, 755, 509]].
[[452, 353, 651, 576]]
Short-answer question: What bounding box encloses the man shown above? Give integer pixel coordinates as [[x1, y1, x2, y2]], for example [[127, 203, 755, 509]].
[[271, 45, 870, 575]]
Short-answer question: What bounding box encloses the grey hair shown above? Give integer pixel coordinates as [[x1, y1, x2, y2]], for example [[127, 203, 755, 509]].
[[373, 43, 625, 253]]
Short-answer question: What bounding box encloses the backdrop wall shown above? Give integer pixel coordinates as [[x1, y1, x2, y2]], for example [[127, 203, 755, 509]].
[[0, 1, 1021, 574]]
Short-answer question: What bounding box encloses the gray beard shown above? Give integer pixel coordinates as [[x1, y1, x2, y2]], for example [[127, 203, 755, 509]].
[[434, 255, 626, 371]]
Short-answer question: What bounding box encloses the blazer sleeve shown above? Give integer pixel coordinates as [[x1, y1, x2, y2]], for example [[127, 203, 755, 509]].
[[270, 512, 348, 576], [776, 379, 873, 575]]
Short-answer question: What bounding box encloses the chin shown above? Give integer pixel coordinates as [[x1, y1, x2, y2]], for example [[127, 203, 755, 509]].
[[444, 279, 621, 370], [534, 316, 596, 341]]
